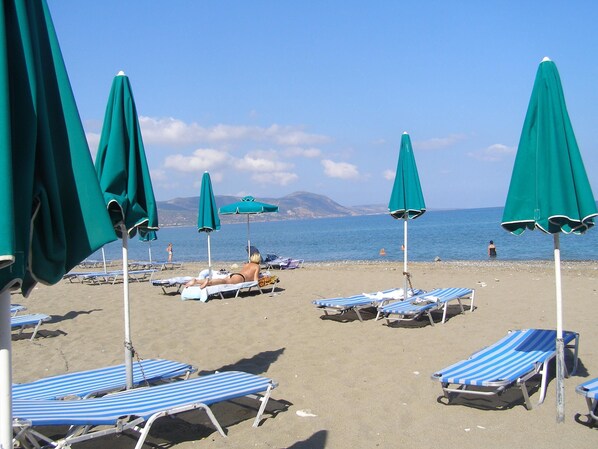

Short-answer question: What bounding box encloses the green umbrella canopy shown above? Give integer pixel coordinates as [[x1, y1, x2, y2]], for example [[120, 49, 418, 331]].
[[388, 132, 426, 220], [138, 230, 157, 242], [219, 195, 279, 215], [502, 58, 597, 235], [197, 171, 220, 233], [501, 57, 597, 423], [95, 72, 158, 238], [0, 0, 117, 295]]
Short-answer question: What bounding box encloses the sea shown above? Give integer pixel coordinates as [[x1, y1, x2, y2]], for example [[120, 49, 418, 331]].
[[88, 207, 598, 265]]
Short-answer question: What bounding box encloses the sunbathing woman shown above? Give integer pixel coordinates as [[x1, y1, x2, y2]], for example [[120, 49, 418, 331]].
[[185, 252, 261, 288]]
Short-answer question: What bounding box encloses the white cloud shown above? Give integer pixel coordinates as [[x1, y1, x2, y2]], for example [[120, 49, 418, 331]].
[[139, 116, 330, 147], [85, 132, 101, 158], [383, 169, 395, 180], [414, 134, 467, 151], [234, 154, 293, 172], [283, 146, 322, 158], [321, 159, 359, 179], [468, 143, 515, 162], [163, 148, 232, 172], [251, 171, 299, 185]]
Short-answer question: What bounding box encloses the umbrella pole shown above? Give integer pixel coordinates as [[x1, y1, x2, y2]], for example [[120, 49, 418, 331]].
[[148, 241, 152, 264], [0, 290, 12, 449], [247, 215, 251, 262], [102, 247, 107, 273], [121, 224, 133, 390], [403, 218, 409, 296], [554, 233, 565, 423], [207, 232, 213, 279]]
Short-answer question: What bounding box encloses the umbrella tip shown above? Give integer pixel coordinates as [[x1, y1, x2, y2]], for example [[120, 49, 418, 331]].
[[541, 56, 551, 62], [117, 70, 126, 76], [403, 131, 408, 135]]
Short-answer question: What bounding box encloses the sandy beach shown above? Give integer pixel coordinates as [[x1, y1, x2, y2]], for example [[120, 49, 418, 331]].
[[10, 260, 598, 449]]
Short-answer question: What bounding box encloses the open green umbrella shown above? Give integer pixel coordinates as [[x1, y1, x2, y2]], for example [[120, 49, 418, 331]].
[[95, 71, 159, 390], [0, 1, 117, 446], [219, 196, 278, 260], [388, 132, 426, 296], [502, 57, 597, 422], [197, 172, 220, 278], [139, 230, 157, 263]]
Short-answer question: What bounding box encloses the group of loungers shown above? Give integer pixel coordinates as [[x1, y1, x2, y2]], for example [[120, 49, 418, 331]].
[[63, 268, 158, 285], [313, 286, 474, 324], [312, 287, 598, 424], [11, 358, 278, 448], [10, 304, 50, 341]]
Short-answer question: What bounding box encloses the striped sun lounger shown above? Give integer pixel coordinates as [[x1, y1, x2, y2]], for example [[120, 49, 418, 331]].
[[377, 287, 475, 326], [10, 304, 26, 316], [11, 313, 51, 340], [431, 328, 579, 410], [13, 359, 197, 400], [13, 371, 278, 449], [576, 377, 598, 424], [313, 288, 424, 322]]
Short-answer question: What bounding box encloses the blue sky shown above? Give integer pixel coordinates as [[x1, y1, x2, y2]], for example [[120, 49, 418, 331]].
[[47, 0, 598, 209]]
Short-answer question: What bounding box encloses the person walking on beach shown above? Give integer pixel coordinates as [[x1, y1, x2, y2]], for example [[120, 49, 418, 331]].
[[488, 240, 497, 258], [166, 242, 173, 262], [185, 252, 261, 288]]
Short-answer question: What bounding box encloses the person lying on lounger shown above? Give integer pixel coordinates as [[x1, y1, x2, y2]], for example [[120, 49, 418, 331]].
[[185, 252, 261, 288]]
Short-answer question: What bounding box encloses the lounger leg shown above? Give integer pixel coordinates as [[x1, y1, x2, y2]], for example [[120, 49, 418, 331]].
[[354, 308, 364, 322], [253, 385, 273, 428], [29, 321, 42, 340], [134, 405, 226, 449]]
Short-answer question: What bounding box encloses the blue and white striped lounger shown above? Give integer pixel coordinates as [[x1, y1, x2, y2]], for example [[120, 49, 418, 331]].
[[431, 329, 579, 410], [10, 304, 26, 316], [576, 377, 598, 424], [313, 288, 424, 322], [11, 313, 51, 340], [13, 359, 197, 400], [377, 287, 474, 326], [152, 276, 194, 294], [12, 371, 278, 449]]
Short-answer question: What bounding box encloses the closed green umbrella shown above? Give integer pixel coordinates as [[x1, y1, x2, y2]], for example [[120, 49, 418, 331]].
[[139, 230, 157, 263], [95, 71, 159, 389], [0, 1, 116, 446], [197, 172, 220, 278], [219, 196, 278, 260], [388, 132, 426, 296], [502, 57, 597, 422]]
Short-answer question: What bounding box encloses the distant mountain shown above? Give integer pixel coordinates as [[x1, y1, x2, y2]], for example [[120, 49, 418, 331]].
[[156, 191, 387, 227]]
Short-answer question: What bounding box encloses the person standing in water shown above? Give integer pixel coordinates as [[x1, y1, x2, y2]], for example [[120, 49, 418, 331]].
[[488, 240, 497, 258], [166, 242, 173, 262]]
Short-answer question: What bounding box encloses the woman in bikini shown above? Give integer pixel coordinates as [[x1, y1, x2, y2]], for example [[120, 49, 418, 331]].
[[185, 252, 261, 288]]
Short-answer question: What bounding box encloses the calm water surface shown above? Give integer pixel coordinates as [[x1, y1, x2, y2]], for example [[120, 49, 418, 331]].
[[89, 207, 598, 264]]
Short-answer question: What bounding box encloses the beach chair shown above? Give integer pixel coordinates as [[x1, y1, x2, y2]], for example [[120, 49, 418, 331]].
[[13, 359, 197, 400], [11, 313, 51, 340], [431, 328, 579, 410], [181, 280, 268, 302], [576, 377, 598, 424], [152, 276, 195, 294], [377, 287, 474, 326], [313, 288, 424, 322], [12, 371, 278, 449], [10, 304, 26, 316]]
